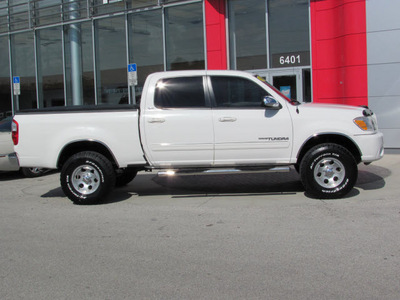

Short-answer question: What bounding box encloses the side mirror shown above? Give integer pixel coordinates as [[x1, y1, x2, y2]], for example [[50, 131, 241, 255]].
[[262, 96, 282, 110]]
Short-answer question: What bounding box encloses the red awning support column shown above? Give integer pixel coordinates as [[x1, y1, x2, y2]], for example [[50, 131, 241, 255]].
[[310, 0, 368, 106], [205, 0, 227, 70]]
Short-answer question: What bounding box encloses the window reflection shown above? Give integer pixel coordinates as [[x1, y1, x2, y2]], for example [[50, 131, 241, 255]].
[[33, 0, 62, 26], [64, 22, 95, 106], [228, 0, 267, 70], [95, 16, 127, 105], [127, 0, 158, 9], [129, 9, 163, 103], [165, 3, 205, 71], [268, 0, 310, 68], [9, 0, 29, 31], [0, 2, 8, 33], [11, 32, 37, 110], [37, 26, 64, 107], [92, 0, 126, 16], [228, 0, 310, 70], [62, 0, 87, 21], [0, 36, 11, 119]]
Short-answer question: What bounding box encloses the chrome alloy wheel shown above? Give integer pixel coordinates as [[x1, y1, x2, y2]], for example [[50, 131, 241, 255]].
[[314, 157, 345, 189], [71, 165, 101, 195], [29, 167, 43, 174]]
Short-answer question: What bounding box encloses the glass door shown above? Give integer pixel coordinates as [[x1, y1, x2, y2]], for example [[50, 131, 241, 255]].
[[272, 74, 297, 101], [253, 68, 311, 103]]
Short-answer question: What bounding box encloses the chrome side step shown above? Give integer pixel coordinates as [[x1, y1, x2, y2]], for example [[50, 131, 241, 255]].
[[157, 166, 290, 177]]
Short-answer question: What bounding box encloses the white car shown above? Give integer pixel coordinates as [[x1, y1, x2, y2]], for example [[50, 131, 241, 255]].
[[0, 117, 45, 177], [13, 70, 384, 204]]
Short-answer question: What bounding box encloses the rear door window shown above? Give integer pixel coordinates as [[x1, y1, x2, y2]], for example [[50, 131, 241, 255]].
[[154, 77, 206, 108]]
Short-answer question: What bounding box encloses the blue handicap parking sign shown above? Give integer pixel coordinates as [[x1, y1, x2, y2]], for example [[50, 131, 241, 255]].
[[128, 64, 137, 72], [13, 76, 20, 84]]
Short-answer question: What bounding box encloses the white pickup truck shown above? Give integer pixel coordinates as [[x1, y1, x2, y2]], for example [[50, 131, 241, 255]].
[[12, 70, 384, 204]]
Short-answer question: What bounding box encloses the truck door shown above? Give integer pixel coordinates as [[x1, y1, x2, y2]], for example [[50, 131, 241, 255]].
[[141, 76, 214, 167], [209, 75, 293, 165]]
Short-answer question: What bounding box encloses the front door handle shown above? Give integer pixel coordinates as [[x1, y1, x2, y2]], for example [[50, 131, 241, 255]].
[[148, 118, 166, 123], [219, 117, 237, 122]]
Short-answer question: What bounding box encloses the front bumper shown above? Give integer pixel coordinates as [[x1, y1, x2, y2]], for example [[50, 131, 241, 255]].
[[355, 132, 384, 163], [0, 152, 20, 171]]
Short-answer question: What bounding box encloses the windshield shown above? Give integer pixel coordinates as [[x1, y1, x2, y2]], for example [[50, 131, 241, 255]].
[[255, 75, 298, 105]]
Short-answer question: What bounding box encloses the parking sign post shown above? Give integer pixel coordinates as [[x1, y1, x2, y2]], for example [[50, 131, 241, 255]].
[[13, 76, 20, 112], [128, 64, 137, 104]]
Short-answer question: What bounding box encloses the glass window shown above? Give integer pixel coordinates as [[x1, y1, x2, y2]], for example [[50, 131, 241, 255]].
[[128, 9, 163, 103], [127, 0, 157, 9], [211, 76, 269, 108], [91, 0, 126, 16], [32, 0, 62, 26], [9, 0, 30, 31], [37, 26, 64, 107], [228, 0, 267, 70], [165, 3, 205, 70], [154, 77, 205, 108], [95, 16, 127, 105], [11, 32, 37, 111], [268, 0, 310, 68], [0, 2, 8, 33], [0, 36, 11, 119], [64, 21, 95, 106], [303, 69, 311, 102], [62, 0, 88, 21]]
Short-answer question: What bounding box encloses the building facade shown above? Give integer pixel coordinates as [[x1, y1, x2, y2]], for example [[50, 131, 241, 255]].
[[0, 0, 398, 148]]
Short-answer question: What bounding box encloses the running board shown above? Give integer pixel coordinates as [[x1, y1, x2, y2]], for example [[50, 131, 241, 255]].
[[157, 166, 290, 177]]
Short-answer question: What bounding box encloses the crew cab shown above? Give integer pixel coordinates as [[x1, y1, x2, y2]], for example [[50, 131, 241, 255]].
[[12, 70, 384, 204]]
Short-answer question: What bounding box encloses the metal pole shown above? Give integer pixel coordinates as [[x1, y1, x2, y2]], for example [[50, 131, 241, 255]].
[[68, 0, 83, 105]]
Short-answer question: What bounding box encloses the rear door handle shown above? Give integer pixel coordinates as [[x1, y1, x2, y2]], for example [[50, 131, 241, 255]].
[[219, 117, 237, 122], [148, 118, 166, 123]]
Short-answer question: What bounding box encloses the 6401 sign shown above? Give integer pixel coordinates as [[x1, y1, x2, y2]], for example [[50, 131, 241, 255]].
[[271, 51, 310, 68], [280, 55, 301, 65]]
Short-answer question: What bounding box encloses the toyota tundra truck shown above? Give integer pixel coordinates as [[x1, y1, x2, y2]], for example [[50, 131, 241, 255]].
[[12, 70, 384, 204]]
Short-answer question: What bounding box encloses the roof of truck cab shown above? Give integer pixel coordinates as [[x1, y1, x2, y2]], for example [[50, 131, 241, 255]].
[[147, 69, 255, 79]]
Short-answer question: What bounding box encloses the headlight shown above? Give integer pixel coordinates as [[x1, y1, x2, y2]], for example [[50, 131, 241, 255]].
[[354, 117, 376, 132]]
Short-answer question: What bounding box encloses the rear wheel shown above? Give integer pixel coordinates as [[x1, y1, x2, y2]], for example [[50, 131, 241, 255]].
[[300, 143, 358, 199], [60, 151, 116, 205], [21, 167, 46, 178]]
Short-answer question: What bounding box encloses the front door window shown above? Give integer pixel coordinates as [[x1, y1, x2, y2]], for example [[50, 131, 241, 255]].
[[211, 76, 270, 108]]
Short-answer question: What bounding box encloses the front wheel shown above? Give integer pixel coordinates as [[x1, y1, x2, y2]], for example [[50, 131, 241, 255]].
[[300, 143, 358, 199], [60, 151, 116, 205]]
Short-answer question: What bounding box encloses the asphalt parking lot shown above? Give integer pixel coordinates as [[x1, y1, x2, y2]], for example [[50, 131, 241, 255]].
[[1, 154, 399, 300]]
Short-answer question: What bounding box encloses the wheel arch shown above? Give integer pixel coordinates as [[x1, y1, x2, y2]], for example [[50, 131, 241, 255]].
[[57, 140, 118, 170], [296, 134, 362, 167]]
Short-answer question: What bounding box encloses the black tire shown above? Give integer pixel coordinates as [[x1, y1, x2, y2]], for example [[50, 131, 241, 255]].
[[60, 151, 116, 205], [300, 143, 358, 199], [20, 167, 46, 178], [115, 169, 137, 187]]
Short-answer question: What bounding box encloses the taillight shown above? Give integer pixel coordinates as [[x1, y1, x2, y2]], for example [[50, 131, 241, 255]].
[[11, 119, 19, 145]]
